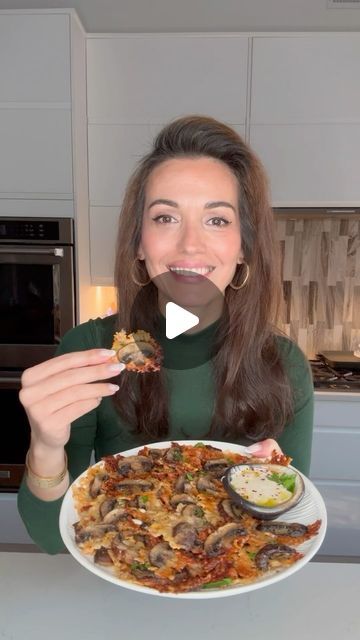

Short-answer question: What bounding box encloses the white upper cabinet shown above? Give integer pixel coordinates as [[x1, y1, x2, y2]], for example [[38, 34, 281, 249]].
[[251, 35, 360, 124], [0, 13, 70, 103], [88, 123, 246, 209], [87, 35, 249, 124], [0, 108, 73, 197], [0, 11, 74, 212], [250, 123, 360, 206], [250, 35, 360, 205]]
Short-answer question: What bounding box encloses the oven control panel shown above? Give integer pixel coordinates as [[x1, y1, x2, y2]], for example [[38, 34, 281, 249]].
[[0, 220, 59, 241], [0, 217, 73, 244]]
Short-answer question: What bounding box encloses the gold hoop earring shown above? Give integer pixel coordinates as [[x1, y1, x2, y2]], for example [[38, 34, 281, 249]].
[[130, 257, 151, 286], [229, 262, 250, 290]]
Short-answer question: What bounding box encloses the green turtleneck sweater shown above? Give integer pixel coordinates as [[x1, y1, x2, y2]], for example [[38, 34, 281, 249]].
[[18, 314, 314, 554]]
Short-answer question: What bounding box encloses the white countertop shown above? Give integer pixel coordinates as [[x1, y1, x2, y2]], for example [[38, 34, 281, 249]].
[[0, 553, 359, 640], [314, 390, 360, 400]]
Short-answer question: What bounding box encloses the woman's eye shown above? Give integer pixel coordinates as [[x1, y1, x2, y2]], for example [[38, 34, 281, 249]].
[[152, 214, 176, 224], [207, 217, 230, 227]]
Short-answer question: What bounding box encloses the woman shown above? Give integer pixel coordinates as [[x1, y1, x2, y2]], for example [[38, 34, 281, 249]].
[[18, 115, 314, 554]]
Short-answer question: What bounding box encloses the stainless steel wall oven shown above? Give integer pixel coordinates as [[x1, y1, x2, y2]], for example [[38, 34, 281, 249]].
[[0, 217, 76, 490]]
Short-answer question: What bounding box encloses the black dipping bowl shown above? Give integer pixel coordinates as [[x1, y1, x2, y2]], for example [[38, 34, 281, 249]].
[[222, 463, 305, 520]]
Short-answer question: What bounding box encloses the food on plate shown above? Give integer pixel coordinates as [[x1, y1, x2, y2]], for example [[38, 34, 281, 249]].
[[222, 463, 305, 520], [71, 443, 321, 593], [111, 329, 163, 373]]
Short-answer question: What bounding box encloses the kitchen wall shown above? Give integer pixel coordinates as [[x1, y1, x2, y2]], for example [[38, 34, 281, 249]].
[[276, 213, 360, 357]]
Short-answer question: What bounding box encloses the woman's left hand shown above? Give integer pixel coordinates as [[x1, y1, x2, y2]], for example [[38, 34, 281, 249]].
[[244, 438, 283, 459]]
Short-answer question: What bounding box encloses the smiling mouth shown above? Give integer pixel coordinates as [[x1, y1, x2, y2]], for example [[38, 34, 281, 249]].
[[168, 266, 215, 276]]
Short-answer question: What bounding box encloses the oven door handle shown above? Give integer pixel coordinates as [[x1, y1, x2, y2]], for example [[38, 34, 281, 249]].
[[0, 376, 21, 389], [0, 247, 64, 257]]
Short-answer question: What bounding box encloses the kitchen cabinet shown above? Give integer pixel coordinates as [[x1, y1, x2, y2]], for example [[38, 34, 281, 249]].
[[251, 35, 360, 125], [86, 34, 249, 284], [250, 123, 360, 206], [0, 10, 86, 218], [250, 35, 360, 206], [310, 393, 360, 557], [0, 108, 73, 200], [87, 35, 249, 125], [0, 493, 33, 545]]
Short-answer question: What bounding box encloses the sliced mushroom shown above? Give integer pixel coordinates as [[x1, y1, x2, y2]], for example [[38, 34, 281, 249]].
[[256, 522, 307, 537], [133, 533, 151, 547], [180, 504, 204, 519], [165, 446, 183, 463], [255, 543, 298, 571], [170, 494, 196, 508], [73, 522, 117, 544], [89, 472, 108, 498], [110, 533, 139, 564], [149, 542, 175, 568], [172, 521, 199, 551], [196, 474, 220, 495], [116, 341, 157, 366], [178, 504, 205, 530], [99, 498, 117, 519], [203, 458, 230, 477], [102, 506, 128, 524], [218, 499, 245, 521], [147, 449, 164, 460], [117, 455, 153, 476], [131, 565, 156, 580], [175, 474, 192, 493], [115, 478, 154, 492], [94, 547, 113, 566], [204, 522, 247, 556], [173, 568, 189, 584]]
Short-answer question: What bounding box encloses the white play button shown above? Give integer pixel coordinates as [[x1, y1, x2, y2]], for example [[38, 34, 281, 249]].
[[165, 302, 199, 339]]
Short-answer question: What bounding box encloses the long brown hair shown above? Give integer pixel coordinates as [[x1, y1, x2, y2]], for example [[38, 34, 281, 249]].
[[113, 115, 293, 441]]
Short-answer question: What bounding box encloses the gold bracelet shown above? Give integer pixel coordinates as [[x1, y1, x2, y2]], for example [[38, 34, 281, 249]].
[[25, 450, 68, 489]]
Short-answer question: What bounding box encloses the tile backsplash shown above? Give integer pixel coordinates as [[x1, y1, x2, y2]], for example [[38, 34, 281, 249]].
[[275, 214, 360, 358]]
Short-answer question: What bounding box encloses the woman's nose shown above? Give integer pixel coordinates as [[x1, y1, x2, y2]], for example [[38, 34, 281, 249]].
[[176, 222, 206, 253]]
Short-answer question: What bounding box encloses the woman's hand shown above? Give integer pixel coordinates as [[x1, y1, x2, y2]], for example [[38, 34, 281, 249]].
[[19, 348, 124, 452], [245, 438, 283, 459]]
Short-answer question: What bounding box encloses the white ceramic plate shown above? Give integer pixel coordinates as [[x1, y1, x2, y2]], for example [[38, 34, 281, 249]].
[[59, 440, 327, 599]]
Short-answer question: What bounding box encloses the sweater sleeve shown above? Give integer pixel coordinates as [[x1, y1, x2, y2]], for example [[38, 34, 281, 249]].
[[277, 338, 314, 476], [17, 320, 103, 554]]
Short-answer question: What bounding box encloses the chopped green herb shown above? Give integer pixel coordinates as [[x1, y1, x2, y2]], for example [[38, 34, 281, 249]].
[[172, 449, 183, 461], [246, 551, 257, 560], [185, 472, 194, 481], [201, 578, 233, 589], [131, 562, 150, 571], [139, 495, 149, 504], [194, 442, 205, 448], [194, 506, 204, 517], [267, 472, 296, 493]]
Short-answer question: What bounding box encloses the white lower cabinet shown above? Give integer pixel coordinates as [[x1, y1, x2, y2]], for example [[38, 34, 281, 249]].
[[310, 394, 360, 557], [0, 493, 33, 545]]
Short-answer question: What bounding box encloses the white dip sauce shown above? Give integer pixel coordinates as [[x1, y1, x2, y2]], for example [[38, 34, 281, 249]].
[[230, 466, 293, 507]]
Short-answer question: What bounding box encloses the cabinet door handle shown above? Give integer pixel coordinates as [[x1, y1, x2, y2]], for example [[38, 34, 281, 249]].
[[326, 209, 357, 214]]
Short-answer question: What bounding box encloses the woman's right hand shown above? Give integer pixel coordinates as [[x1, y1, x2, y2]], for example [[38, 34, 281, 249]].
[[19, 348, 124, 452]]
